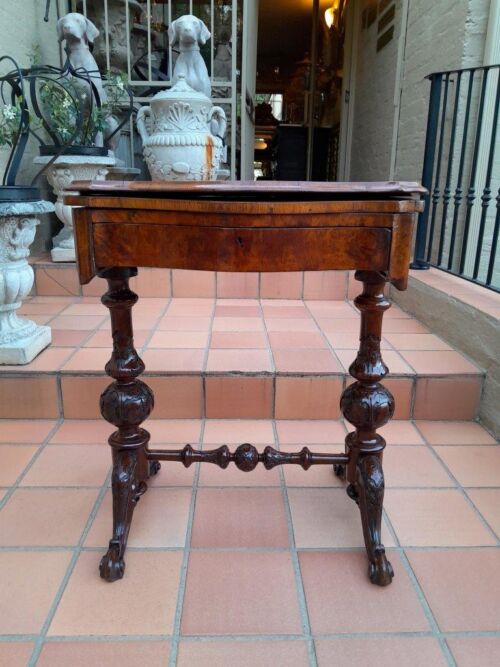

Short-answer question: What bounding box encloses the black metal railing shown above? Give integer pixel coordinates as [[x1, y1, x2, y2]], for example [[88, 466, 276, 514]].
[[412, 64, 500, 292]]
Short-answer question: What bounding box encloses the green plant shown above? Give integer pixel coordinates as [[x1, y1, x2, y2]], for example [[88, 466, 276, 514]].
[[0, 102, 22, 147], [39, 71, 130, 147]]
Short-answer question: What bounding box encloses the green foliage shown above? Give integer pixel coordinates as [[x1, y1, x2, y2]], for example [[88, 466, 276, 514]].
[[0, 103, 22, 147]]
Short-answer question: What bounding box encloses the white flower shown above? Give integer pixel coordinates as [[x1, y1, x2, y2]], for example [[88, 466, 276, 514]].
[[116, 80, 125, 91], [3, 105, 17, 120], [61, 97, 72, 109]]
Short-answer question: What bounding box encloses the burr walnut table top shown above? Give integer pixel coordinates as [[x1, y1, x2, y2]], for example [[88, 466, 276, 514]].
[[67, 180, 425, 290]]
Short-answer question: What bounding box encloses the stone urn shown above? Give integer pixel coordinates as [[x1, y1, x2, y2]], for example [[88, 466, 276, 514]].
[[136, 75, 227, 181], [34, 154, 116, 262], [0, 200, 54, 364]]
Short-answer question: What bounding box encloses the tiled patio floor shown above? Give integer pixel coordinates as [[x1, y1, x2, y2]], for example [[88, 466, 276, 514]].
[[0, 417, 499, 666]]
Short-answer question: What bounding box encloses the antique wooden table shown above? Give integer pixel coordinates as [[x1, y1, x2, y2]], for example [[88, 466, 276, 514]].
[[67, 180, 425, 587]]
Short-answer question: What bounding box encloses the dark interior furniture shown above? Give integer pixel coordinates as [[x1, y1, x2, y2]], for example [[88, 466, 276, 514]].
[[67, 180, 425, 587]]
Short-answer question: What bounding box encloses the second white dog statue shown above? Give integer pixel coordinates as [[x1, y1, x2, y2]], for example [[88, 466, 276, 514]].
[[169, 14, 212, 98]]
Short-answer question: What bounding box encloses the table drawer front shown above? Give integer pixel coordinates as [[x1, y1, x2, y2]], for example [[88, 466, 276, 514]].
[[92, 224, 391, 273]]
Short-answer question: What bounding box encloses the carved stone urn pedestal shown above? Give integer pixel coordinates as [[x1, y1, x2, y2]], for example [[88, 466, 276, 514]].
[[34, 155, 116, 262], [0, 200, 54, 364]]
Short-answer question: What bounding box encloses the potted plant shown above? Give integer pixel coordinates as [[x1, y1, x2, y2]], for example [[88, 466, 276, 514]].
[[32, 66, 132, 261], [0, 56, 54, 364]]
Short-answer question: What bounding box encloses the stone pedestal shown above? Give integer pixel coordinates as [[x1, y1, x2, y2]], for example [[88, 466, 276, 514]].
[[34, 155, 116, 262], [0, 200, 54, 364]]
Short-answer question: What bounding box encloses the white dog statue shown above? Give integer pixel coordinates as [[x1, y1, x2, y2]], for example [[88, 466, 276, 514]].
[[56, 12, 119, 152], [168, 15, 212, 98]]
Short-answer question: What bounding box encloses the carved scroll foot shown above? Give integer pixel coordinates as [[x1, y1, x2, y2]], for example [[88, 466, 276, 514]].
[[356, 454, 393, 587], [99, 540, 126, 582]]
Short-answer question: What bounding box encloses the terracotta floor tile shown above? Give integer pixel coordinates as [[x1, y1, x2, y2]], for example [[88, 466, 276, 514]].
[[50, 329, 89, 347], [206, 349, 272, 372], [289, 488, 394, 548], [275, 377, 343, 419], [148, 331, 208, 348], [384, 489, 496, 546], [435, 446, 500, 486], [49, 551, 182, 636], [315, 637, 448, 667], [0, 419, 56, 443], [166, 298, 214, 314], [63, 302, 107, 316], [276, 420, 347, 444], [146, 419, 202, 443], [317, 318, 362, 334], [217, 272, 259, 298], [191, 488, 288, 547], [146, 377, 203, 419], [0, 377, 60, 419], [50, 419, 114, 444], [265, 318, 318, 332], [177, 640, 309, 666], [381, 319, 429, 333], [86, 488, 191, 547], [378, 420, 425, 445], [274, 349, 341, 373], [282, 444, 344, 487], [260, 272, 303, 299], [268, 331, 327, 349], [157, 316, 211, 331], [384, 378, 414, 420], [181, 551, 302, 635], [84, 329, 148, 348], [0, 642, 34, 667], [50, 315, 105, 330], [0, 445, 38, 484], [416, 420, 497, 445], [205, 376, 273, 418], [414, 377, 481, 420], [303, 271, 347, 300], [466, 488, 500, 536], [61, 348, 111, 372], [145, 450, 196, 487], [142, 349, 205, 372], [198, 456, 280, 486], [19, 301, 66, 315], [446, 637, 500, 667], [212, 317, 264, 332], [0, 551, 71, 634], [383, 446, 454, 487], [384, 333, 453, 351], [37, 641, 170, 667], [262, 305, 310, 319], [35, 267, 81, 297], [2, 347, 73, 373], [215, 304, 262, 317], [20, 445, 109, 486], [337, 349, 415, 375], [407, 549, 500, 631], [210, 331, 268, 348], [325, 331, 391, 349], [300, 551, 428, 633], [203, 419, 274, 444], [307, 302, 357, 318], [400, 350, 480, 375], [61, 376, 109, 419], [171, 269, 215, 298], [0, 488, 97, 546]]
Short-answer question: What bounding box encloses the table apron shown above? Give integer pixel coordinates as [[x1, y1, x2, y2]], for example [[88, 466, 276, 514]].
[[92, 223, 392, 273]]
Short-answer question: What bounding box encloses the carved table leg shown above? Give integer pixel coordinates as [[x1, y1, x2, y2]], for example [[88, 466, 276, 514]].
[[340, 271, 395, 586], [98, 268, 158, 582]]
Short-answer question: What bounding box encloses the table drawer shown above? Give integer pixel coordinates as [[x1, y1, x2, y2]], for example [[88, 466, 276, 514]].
[[92, 223, 391, 273]]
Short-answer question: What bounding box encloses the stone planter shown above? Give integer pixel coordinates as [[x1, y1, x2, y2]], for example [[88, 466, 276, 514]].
[[0, 200, 54, 364], [34, 154, 116, 262]]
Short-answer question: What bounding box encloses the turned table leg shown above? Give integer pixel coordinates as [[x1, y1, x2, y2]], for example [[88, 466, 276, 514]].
[[98, 268, 160, 582], [339, 270, 395, 586]]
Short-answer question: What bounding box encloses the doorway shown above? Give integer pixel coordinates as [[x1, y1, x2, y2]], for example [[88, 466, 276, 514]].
[[252, 0, 349, 181]]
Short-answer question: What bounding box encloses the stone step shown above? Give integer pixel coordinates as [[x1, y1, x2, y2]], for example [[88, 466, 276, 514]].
[[30, 256, 352, 300], [0, 296, 484, 421]]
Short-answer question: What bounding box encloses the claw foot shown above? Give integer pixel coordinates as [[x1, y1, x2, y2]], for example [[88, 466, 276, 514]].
[[99, 541, 125, 582], [346, 483, 359, 504], [334, 464, 346, 480], [368, 548, 394, 586], [149, 460, 161, 477]]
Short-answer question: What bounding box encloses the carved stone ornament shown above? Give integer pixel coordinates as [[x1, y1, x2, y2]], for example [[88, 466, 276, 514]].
[[0, 200, 54, 364], [34, 155, 116, 262], [136, 75, 226, 181]]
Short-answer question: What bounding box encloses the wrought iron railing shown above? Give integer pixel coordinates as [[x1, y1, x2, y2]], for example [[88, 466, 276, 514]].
[[412, 64, 500, 292]]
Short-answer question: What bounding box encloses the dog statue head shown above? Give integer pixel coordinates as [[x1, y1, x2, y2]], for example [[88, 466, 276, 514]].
[[168, 15, 211, 49], [57, 12, 99, 46]]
